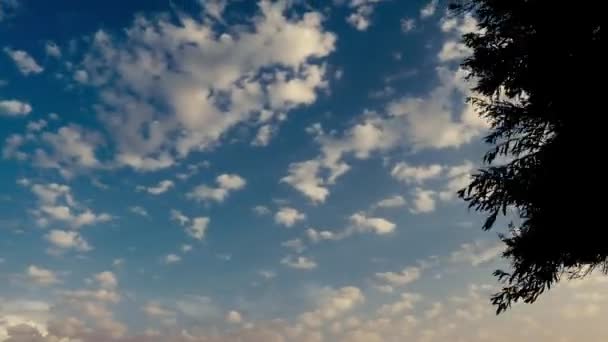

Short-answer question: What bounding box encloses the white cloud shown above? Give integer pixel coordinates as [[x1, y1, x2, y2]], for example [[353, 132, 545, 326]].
[[187, 174, 246, 203], [391, 162, 442, 184], [283, 119, 398, 202], [306, 212, 395, 244], [73, 69, 89, 83], [349, 212, 395, 235], [170, 209, 190, 226], [143, 302, 176, 319], [345, 0, 385, 31], [420, 0, 438, 19], [377, 293, 422, 316], [281, 160, 329, 203], [400, 17, 415, 33], [181, 244, 193, 253], [129, 206, 148, 217], [438, 40, 472, 62], [26, 119, 46, 132], [2, 134, 26, 160], [375, 266, 421, 288], [252, 205, 271, 216], [45, 41, 61, 58], [94, 271, 118, 289], [171, 211, 209, 240], [188, 217, 209, 240], [281, 255, 317, 270], [4, 47, 43, 75], [450, 241, 504, 266], [45, 229, 92, 252], [258, 270, 276, 279], [410, 188, 436, 214], [298, 286, 364, 328], [375, 195, 406, 208], [252, 124, 274, 146], [386, 67, 487, 150], [226, 310, 243, 324], [33, 125, 104, 177], [137, 179, 174, 195], [438, 160, 474, 201], [80, 1, 335, 171], [0, 99, 32, 116], [163, 254, 181, 264], [201, 0, 227, 21], [281, 238, 306, 253], [274, 207, 306, 227], [26, 265, 59, 286]]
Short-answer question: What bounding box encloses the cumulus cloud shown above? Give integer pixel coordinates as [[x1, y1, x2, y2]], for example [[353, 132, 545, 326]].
[[26, 265, 59, 286], [281, 255, 317, 270], [307, 212, 395, 244], [143, 302, 176, 319], [27, 182, 111, 229], [79, 1, 335, 171], [252, 205, 271, 216], [375, 266, 421, 293], [420, 0, 438, 19], [226, 310, 243, 324], [284, 30, 487, 203], [400, 17, 415, 33], [45, 229, 92, 252], [345, 0, 385, 31], [377, 292, 422, 316], [34, 125, 104, 178], [281, 238, 306, 253], [298, 286, 364, 328], [187, 174, 246, 203], [274, 207, 306, 227], [4, 47, 43, 75], [137, 179, 174, 195], [283, 119, 398, 203], [410, 188, 436, 214], [129, 206, 148, 217], [391, 162, 442, 184], [170, 210, 209, 240], [163, 254, 181, 264], [450, 241, 504, 267], [375, 195, 406, 208], [44, 41, 61, 58], [0, 99, 32, 116], [94, 271, 117, 289]]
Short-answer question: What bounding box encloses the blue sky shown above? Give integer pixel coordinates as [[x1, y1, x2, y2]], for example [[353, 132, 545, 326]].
[[0, 1, 606, 341]]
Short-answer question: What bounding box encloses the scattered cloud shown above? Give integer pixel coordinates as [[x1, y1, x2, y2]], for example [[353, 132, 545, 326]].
[[0, 99, 32, 116], [45, 41, 61, 58], [170, 210, 210, 240], [450, 241, 504, 267], [252, 205, 271, 216], [375, 195, 406, 208], [400, 17, 415, 33], [4, 47, 43, 75], [420, 0, 438, 19], [281, 255, 317, 270], [163, 254, 181, 264], [226, 310, 243, 324], [45, 229, 92, 252], [129, 206, 148, 217], [187, 174, 246, 203], [274, 207, 306, 227], [26, 265, 59, 286], [137, 179, 174, 195]]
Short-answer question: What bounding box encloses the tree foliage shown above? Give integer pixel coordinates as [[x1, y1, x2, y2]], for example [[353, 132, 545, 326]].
[[453, 0, 603, 313]]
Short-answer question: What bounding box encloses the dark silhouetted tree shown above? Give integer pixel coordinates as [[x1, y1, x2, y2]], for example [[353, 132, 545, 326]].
[[452, 0, 603, 313]]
